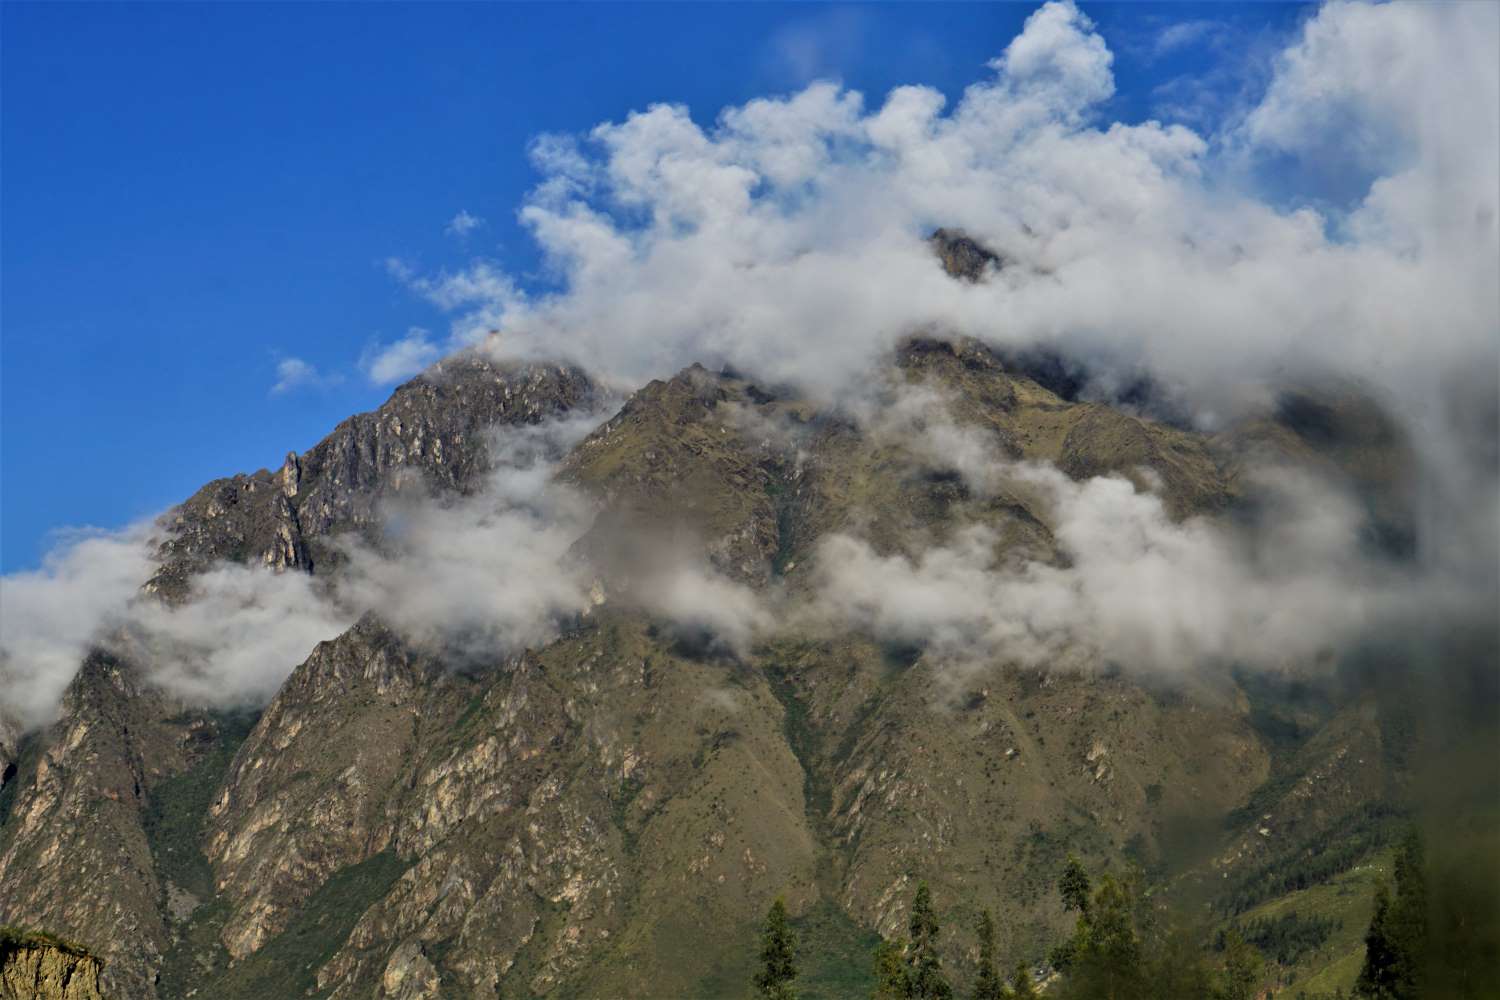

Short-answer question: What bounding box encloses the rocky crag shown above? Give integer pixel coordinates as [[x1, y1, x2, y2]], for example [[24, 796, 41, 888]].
[[0, 930, 105, 1000]]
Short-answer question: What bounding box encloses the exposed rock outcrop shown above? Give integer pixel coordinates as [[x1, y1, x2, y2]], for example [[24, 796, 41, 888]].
[[0, 932, 105, 1000]]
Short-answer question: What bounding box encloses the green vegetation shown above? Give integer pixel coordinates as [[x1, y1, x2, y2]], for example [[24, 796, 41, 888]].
[[972, 909, 1002, 1000], [789, 900, 880, 1000], [164, 851, 407, 1000], [144, 710, 259, 902], [755, 898, 799, 1000], [867, 883, 953, 1000], [1354, 830, 1426, 999], [1217, 910, 1339, 967], [1218, 804, 1405, 915], [906, 883, 954, 1000], [0, 925, 94, 959]]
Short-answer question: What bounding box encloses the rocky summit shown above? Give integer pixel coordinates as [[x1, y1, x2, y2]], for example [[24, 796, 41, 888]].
[[0, 239, 1482, 1000]]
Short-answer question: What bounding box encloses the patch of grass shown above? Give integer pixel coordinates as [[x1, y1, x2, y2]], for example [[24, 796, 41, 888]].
[[144, 710, 259, 901], [790, 899, 881, 1000], [0, 925, 95, 958], [1226, 847, 1393, 996], [1216, 804, 1403, 915], [763, 661, 832, 829]]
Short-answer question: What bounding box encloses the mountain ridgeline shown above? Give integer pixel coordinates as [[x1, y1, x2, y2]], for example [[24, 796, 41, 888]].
[[1, 232, 1493, 999]]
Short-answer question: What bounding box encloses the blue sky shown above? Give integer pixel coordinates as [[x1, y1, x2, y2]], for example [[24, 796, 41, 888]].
[[1, 2, 1310, 571]]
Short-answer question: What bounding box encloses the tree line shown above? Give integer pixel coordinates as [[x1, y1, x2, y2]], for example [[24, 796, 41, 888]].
[[753, 828, 1437, 1000]]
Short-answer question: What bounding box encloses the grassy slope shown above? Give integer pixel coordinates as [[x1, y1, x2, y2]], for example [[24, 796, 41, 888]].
[[1229, 847, 1392, 996]]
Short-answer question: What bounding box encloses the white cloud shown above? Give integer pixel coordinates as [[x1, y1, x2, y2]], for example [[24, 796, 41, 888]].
[[360, 328, 443, 385], [376, 0, 1490, 619], [332, 420, 597, 656], [382, 0, 1488, 437], [0, 415, 768, 726], [445, 210, 485, 238], [763, 7, 869, 86], [0, 526, 157, 727], [271, 357, 341, 395], [1152, 19, 1224, 59], [806, 458, 1390, 678]]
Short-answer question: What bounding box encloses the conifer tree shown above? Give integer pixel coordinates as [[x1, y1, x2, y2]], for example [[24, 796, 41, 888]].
[[973, 909, 1003, 1000], [1356, 883, 1398, 999], [906, 883, 953, 1000], [1219, 928, 1263, 1000], [1060, 855, 1092, 916], [755, 898, 799, 1000], [1388, 828, 1427, 996], [1010, 961, 1038, 1000], [1356, 828, 1429, 1000], [873, 938, 910, 1000]]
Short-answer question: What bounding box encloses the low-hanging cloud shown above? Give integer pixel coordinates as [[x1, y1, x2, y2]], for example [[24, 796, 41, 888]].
[[806, 459, 1389, 679], [0, 415, 772, 727], [331, 418, 598, 657]]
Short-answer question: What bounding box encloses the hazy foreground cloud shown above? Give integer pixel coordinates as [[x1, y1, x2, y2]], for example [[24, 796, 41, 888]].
[[332, 419, 597, 656]]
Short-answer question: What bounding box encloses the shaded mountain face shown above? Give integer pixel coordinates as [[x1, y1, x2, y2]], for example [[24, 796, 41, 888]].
[[0, 241, 1450, 999]]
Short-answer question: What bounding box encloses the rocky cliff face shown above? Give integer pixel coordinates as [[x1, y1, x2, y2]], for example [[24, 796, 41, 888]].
[[0, 934, 104, 1000], [147, 356, 598, 600], [0, 241, 1423, 999]]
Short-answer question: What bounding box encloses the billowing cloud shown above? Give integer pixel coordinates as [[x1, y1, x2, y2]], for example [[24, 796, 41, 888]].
[[806, 460, 1387, 678], [0, 416, 766, 726], [397, 0, 1492, 450], [332, 419, 597, 656], [0, 525, 356, 728], [0, 527, 157, 727], [361, 327, 443, 385]]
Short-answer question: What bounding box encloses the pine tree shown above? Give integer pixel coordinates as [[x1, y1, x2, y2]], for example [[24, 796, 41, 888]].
[[1010, 961, 1038, 1000], [1219, 929, 1263, 1000], [1388, 829, 1427, 997], [1060, 855, 1092, 916], [873, 938, 910, 1000], [1051, 854, 1093, 973], [973, 909, 1003, 1000], [1356, 828, 1429, 1000], [755, 898, 799, 1000], [1080, 873, 1144, 998], [906, 883, 953, 1000], [1356, 883, 1398, 999]]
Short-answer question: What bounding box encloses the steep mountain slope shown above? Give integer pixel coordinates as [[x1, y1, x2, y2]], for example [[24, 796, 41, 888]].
[[0, 242, 1428, 999], [0, 358, 602, 999]]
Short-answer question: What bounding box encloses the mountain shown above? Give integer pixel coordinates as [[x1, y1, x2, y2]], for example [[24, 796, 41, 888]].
[[0, 236, 1467, 1000]]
